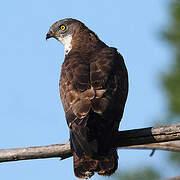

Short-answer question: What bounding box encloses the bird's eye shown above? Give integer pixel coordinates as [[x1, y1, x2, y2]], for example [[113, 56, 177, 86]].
[[60, 25, 66, 31]]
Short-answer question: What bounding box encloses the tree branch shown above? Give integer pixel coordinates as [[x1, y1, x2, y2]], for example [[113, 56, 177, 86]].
[[0, 124, 180, 163], [119, 141, 180, 152]]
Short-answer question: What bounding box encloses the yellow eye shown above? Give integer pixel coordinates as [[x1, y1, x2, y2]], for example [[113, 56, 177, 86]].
[[60, 25, 66, 31]]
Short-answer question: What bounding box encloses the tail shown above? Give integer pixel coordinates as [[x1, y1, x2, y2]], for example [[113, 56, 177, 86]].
[[97, 149, 118, 176], [73, 149, 118, 179], [70, 121, 118, 178]]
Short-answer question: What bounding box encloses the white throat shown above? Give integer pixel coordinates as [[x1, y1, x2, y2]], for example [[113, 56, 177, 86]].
[[58, 35, 72, 55]]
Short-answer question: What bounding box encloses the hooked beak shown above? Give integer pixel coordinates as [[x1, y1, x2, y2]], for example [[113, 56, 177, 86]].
[[46, 31, 54, 40]]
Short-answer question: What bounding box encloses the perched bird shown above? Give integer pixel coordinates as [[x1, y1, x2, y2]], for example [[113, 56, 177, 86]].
[[46, 18, 128, 179]]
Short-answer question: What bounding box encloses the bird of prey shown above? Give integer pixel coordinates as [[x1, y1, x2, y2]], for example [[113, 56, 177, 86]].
[[46, 18, 128, 179]]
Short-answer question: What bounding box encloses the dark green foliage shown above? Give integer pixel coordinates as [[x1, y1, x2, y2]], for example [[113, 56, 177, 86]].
[[169, 152, 180, 166], [163, 0, 180, 116], [114, 167, 161, 180], [162, 0, 180, 165]]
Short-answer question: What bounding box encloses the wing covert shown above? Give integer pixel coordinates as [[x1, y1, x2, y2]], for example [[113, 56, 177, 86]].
[[60, 47, 128, 127]]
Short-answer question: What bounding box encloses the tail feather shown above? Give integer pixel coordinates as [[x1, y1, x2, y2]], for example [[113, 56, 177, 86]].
[[70, 130, 84, 157], [97, 149, 118, 176], [73, 153, 98, 179], [70, 119, 118, 178], [70, 123, 98, 158], [73, 150, 118, 179]]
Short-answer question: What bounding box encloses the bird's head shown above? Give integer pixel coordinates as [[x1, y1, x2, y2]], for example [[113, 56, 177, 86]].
[[46, 18, 106, 54], [46, 18, 84, 54]]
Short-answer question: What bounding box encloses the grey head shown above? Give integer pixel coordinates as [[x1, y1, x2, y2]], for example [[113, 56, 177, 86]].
[[46, 18, 84, 54]]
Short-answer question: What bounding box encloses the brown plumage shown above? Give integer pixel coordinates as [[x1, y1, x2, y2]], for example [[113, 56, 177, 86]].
[[46, 18, 128, 179]]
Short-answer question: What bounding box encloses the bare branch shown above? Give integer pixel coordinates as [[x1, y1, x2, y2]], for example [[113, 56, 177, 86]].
[[0, 124, 180, 163], [0, 143, 71, 162], [120, 141, 180, 152]]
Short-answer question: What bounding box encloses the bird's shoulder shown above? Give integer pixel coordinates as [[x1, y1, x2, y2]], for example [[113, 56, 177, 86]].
[[60, 46, 124, 90]]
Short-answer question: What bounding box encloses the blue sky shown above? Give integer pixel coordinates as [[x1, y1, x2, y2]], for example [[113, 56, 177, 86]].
[[0, 0, 176, 179]]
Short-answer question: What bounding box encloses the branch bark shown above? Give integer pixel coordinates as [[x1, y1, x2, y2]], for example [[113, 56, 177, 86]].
[[0, 123, 180, 163]]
